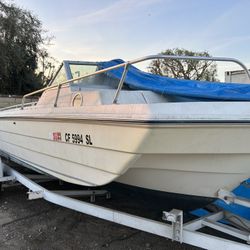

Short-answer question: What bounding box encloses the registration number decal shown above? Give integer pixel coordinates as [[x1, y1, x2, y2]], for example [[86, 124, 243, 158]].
[[65, 133, 93, 145]]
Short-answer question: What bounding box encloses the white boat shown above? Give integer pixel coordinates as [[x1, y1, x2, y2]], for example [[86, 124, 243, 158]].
[[1, 55, 250, 198]]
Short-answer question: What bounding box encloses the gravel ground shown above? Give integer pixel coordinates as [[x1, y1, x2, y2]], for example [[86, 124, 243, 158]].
[[0, 181, 208, 250]]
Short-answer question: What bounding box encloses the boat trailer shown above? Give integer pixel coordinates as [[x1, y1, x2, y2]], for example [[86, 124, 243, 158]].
[[0, 157, 250, 250]]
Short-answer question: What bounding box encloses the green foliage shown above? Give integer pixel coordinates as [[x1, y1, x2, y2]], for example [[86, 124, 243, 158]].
[[0, 1, 54, 95], [37, 48, 58, 86], [148, 48, 218, 82]]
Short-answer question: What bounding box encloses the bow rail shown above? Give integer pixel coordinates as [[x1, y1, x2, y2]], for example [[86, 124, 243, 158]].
[[21, 55, 250, 108]]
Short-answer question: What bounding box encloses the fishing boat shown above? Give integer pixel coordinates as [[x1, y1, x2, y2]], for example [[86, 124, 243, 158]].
[[0, 55, 250, 198]]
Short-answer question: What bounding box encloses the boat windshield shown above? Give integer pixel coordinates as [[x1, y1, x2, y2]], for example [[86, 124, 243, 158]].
[[69, 64, 97, 79], [52, 66, 67, 86], [51, 62, 98, 86], [68, 62, 120, 90]]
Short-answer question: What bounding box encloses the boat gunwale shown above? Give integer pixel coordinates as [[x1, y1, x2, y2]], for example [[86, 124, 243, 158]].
[[2, 115, 250, 127]]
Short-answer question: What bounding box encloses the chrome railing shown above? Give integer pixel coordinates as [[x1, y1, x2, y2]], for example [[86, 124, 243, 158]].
[[21, 55, 250, 109], [0, 102, 37, 111]]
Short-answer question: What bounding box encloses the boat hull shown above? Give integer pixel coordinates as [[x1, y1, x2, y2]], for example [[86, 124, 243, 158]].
[[117, 156, 250, 197], [0, 116, 250, 198], [0, 118, 141, 186]]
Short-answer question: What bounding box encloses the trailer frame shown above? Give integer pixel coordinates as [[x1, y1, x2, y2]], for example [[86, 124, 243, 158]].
[[0, 157, 249, 250]]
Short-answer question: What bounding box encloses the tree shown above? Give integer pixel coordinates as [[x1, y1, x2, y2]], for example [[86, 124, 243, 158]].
[[148, 48, 218, 82], [37, 47, 58, 86], [0, 1, 55, 95]]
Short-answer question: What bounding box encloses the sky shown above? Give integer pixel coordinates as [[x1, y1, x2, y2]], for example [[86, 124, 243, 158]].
[[13, 0, 250, 80]]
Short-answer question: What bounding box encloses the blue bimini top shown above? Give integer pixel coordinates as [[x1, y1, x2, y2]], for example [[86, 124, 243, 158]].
[[98, 59, 250, 101]]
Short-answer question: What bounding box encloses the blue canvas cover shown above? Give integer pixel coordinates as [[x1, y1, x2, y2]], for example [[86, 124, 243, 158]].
[[98, 59, 250, 101]]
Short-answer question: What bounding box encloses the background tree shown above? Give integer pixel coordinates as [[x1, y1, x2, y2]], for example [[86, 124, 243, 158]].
[[148, 48, 218, 81], [37, 47, 58, 86], [0, 1, 55, 95]]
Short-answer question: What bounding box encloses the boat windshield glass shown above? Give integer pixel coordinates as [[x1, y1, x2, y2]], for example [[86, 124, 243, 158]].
[[68, 62, 121, 90], [52, 66, 67, 85], [69, 64, 97, 79]]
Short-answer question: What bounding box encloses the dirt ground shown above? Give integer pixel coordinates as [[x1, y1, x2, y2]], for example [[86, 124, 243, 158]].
[[0, 180, 207, 250]]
